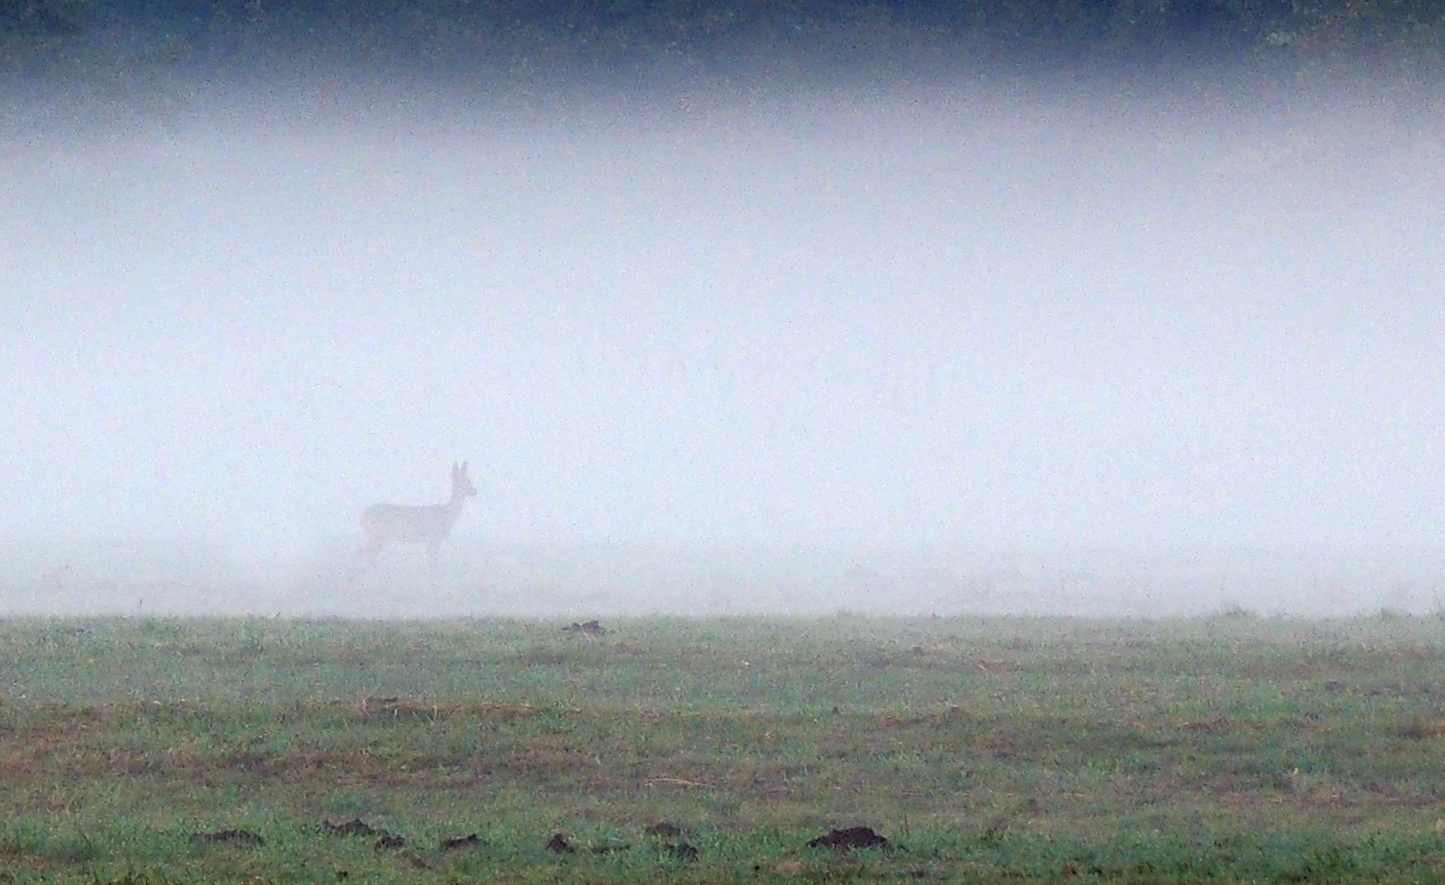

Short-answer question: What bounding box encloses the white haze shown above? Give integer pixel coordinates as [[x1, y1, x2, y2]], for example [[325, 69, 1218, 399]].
[[2, 79, 1444, 616]]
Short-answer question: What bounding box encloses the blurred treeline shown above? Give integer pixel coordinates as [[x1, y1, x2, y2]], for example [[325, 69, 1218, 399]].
[[2, 0, 1443, 87]]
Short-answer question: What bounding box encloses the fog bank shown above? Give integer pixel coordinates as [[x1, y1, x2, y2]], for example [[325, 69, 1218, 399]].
[[3, 77, 1443, 614]]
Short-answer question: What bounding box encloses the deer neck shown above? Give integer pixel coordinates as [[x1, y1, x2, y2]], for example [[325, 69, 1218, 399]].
[[441, 489, 469, 522]]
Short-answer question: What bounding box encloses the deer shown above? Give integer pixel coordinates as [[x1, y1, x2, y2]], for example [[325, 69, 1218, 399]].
[[355, 462, 478, 569]]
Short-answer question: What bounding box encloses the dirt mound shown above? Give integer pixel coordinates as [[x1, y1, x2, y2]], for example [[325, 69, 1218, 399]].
[[546, 833, 575, 853], [320, 817, 407, 849], [323, 818, 378, 837], [193, 829, 264, 846], [807, 827, 889, 850], [441, 834, 483, 851], [561, 620, 607, 636], [642, 822, 697, 861], [590, 842, 631, 854], [666, 841, 699, 861], [644, 822, 684, 838]]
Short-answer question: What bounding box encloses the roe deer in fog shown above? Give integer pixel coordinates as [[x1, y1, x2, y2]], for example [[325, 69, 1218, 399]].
[[355, 462, 477, 569]]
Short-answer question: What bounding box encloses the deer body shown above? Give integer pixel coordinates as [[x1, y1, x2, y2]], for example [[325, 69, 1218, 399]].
[[356, 462, 477, 568]]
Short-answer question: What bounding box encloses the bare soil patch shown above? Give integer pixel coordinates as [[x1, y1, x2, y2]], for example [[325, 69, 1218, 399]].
[[562, 620, 607, 637], [322, 818, 378, 837], [589, 842, 630, 854], [546, 833, 574, 853], [192, 829, 264, 846], [664, 841, 699, 861], [808, 826, 889, 850], [644, 822, 684, 838]]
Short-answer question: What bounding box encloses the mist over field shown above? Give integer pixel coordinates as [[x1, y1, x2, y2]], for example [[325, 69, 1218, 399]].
[[3, 2, 1444, 617]]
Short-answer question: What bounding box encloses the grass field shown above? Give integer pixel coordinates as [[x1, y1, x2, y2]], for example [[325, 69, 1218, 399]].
[[2, 613, 1445, 882]]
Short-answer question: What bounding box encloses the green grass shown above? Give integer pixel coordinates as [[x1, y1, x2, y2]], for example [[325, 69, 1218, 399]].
[[2, 614, 1445, 882]]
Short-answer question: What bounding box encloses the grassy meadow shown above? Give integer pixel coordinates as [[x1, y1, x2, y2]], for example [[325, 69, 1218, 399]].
[[2, 614, 1445, 882]]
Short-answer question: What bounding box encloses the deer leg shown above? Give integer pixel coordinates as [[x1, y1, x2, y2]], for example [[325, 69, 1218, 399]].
[[355, 539, 382, 569]]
